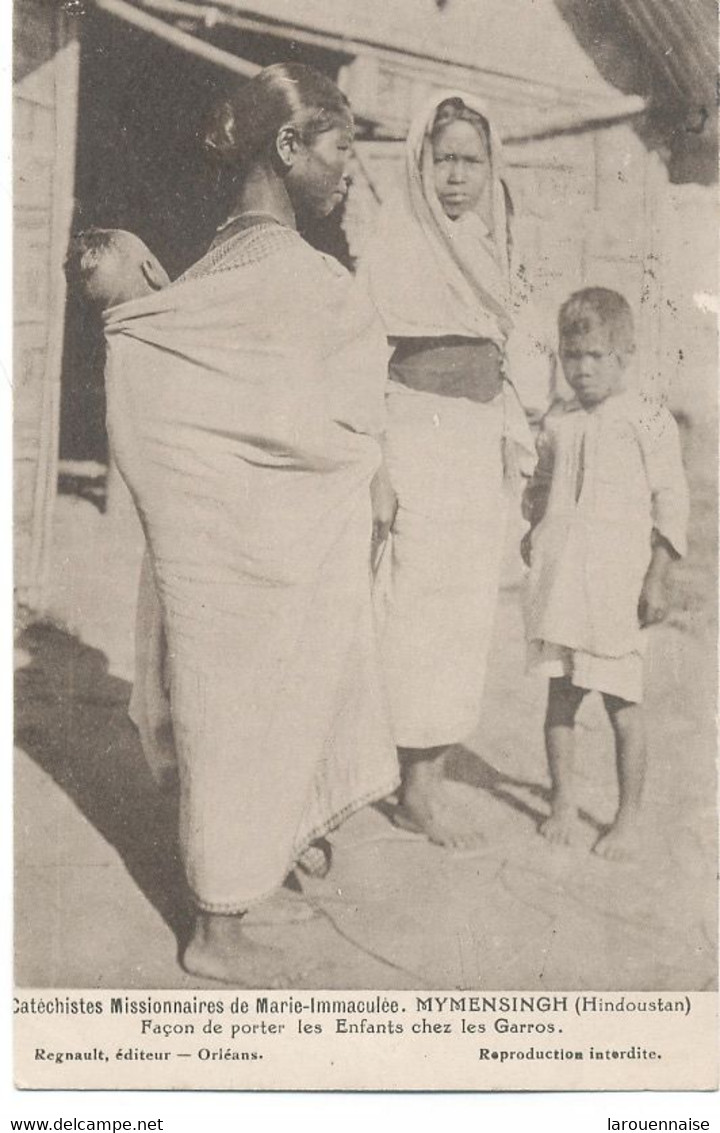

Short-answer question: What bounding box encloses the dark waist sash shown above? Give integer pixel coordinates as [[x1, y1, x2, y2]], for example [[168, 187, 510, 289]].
[[388, 336, 503, 403]]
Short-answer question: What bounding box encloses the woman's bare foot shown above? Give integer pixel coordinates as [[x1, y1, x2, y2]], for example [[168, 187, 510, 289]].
[[182, 912, 280, 984], [395, 789, 485, 850], [396, 748, 484, 851]]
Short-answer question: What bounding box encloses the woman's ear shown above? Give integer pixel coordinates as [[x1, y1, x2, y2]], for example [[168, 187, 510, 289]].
[[275, 125, 300, 170]]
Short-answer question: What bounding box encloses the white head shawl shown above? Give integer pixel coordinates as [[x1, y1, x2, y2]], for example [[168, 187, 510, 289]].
[[362, 89, 514, 345]]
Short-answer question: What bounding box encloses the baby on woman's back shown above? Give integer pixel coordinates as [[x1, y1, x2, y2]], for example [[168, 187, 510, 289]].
[[65, 228, 169, 310]]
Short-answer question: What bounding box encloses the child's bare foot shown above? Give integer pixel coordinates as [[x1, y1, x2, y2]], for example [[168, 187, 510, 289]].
[[593, 820, 642, 861], [599, 695, 647, 862], [182, 912, 280, 984], [395, 783, 485, 851], [539, 805, 580, 846]]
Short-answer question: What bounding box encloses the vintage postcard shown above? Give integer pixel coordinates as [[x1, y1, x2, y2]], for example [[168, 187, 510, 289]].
[[13, 0, 718, 1091]]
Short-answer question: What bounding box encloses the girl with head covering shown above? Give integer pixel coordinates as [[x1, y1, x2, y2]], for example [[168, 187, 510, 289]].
[[363, 91, 535, 849], [102, 64, 398, 982]]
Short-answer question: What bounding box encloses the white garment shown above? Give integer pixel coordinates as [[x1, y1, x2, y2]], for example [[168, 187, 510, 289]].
[[362, 90, 535, 747], [527, 641, 644, 703], [525, 391, 689, 662], [378, 385, 508, 746], [127, 550, 175, 785], [107, 224, 398, 912]]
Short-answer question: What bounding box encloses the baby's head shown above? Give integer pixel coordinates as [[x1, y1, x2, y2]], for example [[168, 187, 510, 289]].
[[65, 228, 169, 310], [558, 288, 635, 409]]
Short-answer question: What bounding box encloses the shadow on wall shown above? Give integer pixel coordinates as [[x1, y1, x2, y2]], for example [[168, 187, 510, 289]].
[[15, 621, 194, 950]]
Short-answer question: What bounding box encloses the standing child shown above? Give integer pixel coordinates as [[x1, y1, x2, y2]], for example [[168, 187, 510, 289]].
[[522, 288, 689, 860]]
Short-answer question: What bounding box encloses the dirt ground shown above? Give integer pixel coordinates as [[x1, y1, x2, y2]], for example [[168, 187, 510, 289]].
[[14, 418, 717, 991]]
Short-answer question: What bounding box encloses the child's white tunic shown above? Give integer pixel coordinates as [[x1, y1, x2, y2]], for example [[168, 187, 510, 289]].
[[524, 391, 688, 699]]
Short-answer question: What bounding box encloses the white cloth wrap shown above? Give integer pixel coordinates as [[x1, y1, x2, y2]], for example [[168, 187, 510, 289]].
[[105, 228, 399, 912]]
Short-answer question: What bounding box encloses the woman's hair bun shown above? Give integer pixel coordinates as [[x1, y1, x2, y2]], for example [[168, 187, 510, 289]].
[[202, 63, 350, 174], [203, 99, 243, 167]]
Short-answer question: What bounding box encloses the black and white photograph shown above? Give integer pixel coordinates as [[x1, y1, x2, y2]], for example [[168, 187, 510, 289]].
[[12, 0, 718, 1092]]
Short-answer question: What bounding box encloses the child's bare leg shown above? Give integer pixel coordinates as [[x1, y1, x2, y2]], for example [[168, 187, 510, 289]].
[[183, 911, 280, 983], [540, 677, 586, 844], [397, 745, 485, 850], [594, 695, 646, 861]]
